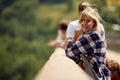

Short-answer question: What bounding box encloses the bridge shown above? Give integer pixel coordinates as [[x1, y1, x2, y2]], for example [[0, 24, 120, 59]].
[[34, 48, 120, 80]]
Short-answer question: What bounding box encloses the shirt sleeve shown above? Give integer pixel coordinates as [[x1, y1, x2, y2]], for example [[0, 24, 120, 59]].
[[99, 23, 105, 40], [56, 30, 64, 43], [65, 32, 100, 63], [66, 23, 76, 38]]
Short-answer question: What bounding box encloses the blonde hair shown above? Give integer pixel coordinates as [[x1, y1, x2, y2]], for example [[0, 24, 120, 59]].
[[80, 7, 102, 33]]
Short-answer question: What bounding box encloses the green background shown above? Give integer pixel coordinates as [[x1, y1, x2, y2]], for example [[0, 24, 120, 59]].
[[0, 0, 120, 80]]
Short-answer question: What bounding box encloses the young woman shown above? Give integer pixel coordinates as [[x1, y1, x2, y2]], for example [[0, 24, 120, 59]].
[[66, 1, 105, 44], [65, 7, 111, 80]]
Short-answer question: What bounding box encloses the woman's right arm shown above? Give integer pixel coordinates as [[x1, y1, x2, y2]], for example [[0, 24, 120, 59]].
[[65, 31, 100, 64]]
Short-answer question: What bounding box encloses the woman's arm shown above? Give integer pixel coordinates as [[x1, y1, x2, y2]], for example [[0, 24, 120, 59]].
[[65, 31, 100, 63]]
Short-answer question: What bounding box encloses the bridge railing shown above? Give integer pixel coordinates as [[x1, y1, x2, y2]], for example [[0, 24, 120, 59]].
[[34, 48, 93, 80]]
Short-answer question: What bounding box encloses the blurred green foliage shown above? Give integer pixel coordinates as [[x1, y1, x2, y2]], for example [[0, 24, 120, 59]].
[[0, 0, 120, 80], [0, 0, 54, 80]]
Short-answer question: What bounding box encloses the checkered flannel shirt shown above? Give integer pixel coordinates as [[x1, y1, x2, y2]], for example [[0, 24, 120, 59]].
[[65, 30, 111, 80]]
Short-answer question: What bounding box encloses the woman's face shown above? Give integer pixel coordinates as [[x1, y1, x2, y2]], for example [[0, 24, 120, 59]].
[[80, 16, 95, 32]]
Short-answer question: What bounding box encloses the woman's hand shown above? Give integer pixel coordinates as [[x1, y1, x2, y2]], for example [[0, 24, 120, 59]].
[[72, 28, 83, 43]]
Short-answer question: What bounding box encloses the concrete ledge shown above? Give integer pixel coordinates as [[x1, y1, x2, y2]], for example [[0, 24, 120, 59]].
[[34, 48, 93, 80], [34, 48, 120, 80]]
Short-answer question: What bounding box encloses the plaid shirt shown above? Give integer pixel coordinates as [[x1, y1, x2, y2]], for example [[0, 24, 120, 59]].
[[65, 30, 110, 80]]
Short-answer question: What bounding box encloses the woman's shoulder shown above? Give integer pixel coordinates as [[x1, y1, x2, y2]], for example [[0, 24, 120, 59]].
[[84, 30, 101, 40], [86, 30, 97, 35]]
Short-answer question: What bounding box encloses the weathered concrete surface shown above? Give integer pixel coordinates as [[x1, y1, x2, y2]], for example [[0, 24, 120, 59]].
[[34, 48, 120, 80], [34, 48, 93, 80]]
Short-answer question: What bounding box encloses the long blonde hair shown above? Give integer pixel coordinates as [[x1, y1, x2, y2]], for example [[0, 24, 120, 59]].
[[80, 7, 102, 33]]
